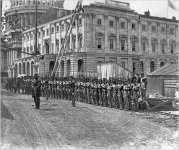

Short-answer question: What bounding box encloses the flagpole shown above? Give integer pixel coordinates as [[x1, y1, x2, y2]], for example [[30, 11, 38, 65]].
[[167, 0, 168, 18]]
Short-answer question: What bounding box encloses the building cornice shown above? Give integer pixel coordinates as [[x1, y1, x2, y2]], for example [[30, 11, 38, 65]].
[[139, 14, 178, 24]]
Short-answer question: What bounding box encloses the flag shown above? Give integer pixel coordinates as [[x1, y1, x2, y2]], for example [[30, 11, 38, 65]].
[[168, 0, 176, 10]]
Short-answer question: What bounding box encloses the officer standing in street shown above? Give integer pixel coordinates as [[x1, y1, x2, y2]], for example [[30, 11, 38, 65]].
[[32, 74, 41, 109]]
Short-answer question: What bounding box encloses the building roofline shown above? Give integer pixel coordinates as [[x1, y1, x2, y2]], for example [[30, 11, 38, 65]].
[[22, 10, 73, 34], [83, 3, 135, 13], [139, 14, 178, 23]]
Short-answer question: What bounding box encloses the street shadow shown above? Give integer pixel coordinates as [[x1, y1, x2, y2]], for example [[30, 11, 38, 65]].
[[39, 108, 55, 111], [1, 102, 14, 120]]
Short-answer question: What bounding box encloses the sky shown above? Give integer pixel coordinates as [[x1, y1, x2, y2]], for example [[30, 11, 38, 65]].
[[2, 0, 179, 19]]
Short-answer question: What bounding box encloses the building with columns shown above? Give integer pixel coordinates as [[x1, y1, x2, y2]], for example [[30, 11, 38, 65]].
[[12, 0, 178, 78], [3, 0, 65, 77]]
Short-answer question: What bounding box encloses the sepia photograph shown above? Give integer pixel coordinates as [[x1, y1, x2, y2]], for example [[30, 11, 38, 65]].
[[1, 0, 179, 149]]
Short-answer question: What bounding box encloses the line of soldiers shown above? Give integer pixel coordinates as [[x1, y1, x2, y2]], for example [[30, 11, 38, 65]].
[[5, 74, 148, 111], [41, 75, 147, 111], [5, 76, 34, 94]]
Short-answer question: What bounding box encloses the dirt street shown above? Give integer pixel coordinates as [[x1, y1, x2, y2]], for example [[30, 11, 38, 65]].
[[1, 89, 178, 150]]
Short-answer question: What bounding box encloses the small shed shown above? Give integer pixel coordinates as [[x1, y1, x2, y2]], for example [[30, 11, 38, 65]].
[[147, 64, 179, 98]]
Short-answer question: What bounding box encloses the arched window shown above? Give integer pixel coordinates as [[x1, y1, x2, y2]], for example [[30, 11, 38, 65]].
[[72, 35, 76, 50], [140, 61, 144, 73], [66, 60, 71, 77], [160, 61, 165, 67], [49, 61, 55, 74], [19, 63, 21, 74], [151, 38, 157, 52], [78, 59, 84, 72], [31, 61, 34, 75], [150, 61, 155, 72], [60, 60, 64, 77], [78, 34, 83, 48], [108, 34, 116, 50], [14, 64, 18, 77], [141, 37, 148, 52], [23, 62, 26, 74], [96, 32, 104, 49], [131, 36, 138, 52], [160, 39, 166, 54], [119, 34, 127, 51]]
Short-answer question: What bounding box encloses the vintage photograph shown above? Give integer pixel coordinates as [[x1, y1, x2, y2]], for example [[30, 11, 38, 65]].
[[1, 0, 179, 149]]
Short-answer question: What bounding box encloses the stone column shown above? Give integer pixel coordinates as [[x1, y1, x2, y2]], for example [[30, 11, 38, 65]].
[[127, 18, 131, 53], [40, 28, 42, 54], [54, 23, 57, 54], [91, 13, 95, 49], [7, 51, 9, 66], [22, 35, 24, 58], [14, 50, 16, 60], [116, 16, 120, 51], [75, 19, 79, 51], [156, 58, 161, 69], [10, 51, 12, 65], [70, 33, 72, 50], [104, 15, 108, 52], [58, 21, 62, 54], [138, 20, 141, 53], [157, 22, 160, 54], [148, 21, 151, 53], [9, 51, 11, 65]]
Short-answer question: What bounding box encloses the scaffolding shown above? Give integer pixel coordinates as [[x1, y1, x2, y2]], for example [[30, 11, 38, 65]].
[[51, 0, 83, 77]]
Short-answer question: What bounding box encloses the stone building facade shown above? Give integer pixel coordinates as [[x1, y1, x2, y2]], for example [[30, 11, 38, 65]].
[[13, 0, 178, 78], [4, 0, 65, 77]]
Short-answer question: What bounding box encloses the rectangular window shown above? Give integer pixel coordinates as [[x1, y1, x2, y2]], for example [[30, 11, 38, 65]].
[[97, 38, 102, 49], [170, 44, 174, 53], [170, 28, 174, 34], [161, 27, 165, 33], [97, 19, 102, 25], [51, 27, 54, 34], [109, 21, 114, 27], [56, 26, 59, 32], [121, 22, 125, 28], [121, 40, 125, 50], [161, 43, 165, 53], [152, 25, 156, 32], [122, 62, 125, 68], [152, 43, 155, 52], [132, 41, 136, 51], [61, 24, 64, 31], [132, 23, 136, 29], [142, 42, 145, 51], [109, 39, 114, 50], [142, 24, 146, 31]]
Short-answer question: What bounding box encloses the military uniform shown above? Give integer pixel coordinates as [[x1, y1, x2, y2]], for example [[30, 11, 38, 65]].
[[32, 76, 41, 109]]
